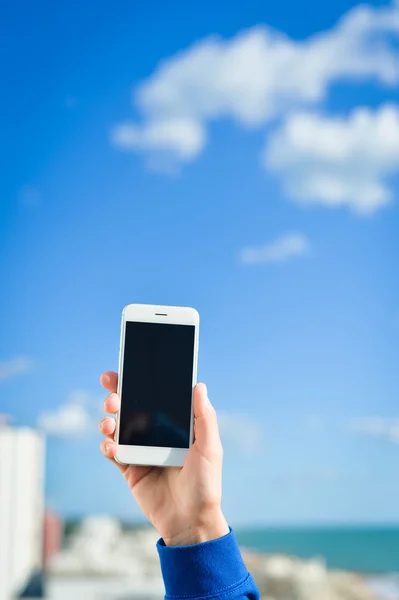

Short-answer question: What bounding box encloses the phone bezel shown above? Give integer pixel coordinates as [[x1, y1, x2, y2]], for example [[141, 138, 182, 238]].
[[114, 303, 199, 467]]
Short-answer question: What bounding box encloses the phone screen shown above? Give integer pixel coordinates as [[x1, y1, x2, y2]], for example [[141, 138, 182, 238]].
[[119, 321, 195, 448]]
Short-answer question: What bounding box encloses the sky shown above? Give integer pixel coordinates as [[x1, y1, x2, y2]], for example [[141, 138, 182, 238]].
[[1, 0, 399, 526]]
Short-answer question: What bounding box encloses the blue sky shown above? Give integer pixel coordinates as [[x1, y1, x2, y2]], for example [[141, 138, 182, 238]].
[[1, 0, 399, 526]]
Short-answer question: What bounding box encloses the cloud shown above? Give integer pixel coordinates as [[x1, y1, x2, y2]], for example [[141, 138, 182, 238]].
[[264, 104, 399, 214], [348, 417, 399, 444], [37, 390, 98, 438], [0, 357, 36, 381], [240, 232, 310, 265], [111, 117, 206, 170], [218, 411, 264, 453], [111, 1, 399, 169]]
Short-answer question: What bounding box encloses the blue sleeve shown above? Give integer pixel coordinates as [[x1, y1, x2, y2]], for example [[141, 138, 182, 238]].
[[157, 529, 260, 599]]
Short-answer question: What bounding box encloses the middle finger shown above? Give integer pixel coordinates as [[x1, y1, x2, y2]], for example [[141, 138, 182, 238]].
[[104, 392, 120, 414]]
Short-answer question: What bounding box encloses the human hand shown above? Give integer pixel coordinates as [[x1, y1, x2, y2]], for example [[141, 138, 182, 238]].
[[99, 371, 229, 547]]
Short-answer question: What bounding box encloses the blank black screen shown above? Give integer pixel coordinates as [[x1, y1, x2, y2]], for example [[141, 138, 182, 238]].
[[119, 321, 195, 448]]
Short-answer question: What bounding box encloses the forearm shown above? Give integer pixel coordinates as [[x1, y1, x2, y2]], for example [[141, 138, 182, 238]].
[[157, 529, 260, 600]]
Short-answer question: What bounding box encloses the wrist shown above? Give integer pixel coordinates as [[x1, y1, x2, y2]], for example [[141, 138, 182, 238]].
[[163, 509, 229, 547]]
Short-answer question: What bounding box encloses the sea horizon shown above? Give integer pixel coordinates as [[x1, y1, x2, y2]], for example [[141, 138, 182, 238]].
[[235, 524, 399, 574], [63, 517, 399, 573]]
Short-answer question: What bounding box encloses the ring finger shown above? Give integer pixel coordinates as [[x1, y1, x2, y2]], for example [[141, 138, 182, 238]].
[[99, 416, 116, 438]]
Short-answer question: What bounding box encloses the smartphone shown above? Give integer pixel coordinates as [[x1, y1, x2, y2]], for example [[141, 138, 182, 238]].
[[114, 304, 200, 467]]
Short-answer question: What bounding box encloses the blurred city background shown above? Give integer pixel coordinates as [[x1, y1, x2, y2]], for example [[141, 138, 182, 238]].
[[1, 0, 399, 598]]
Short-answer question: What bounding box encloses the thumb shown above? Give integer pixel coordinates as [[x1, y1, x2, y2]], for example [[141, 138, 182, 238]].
[[193, 383, 223, 459]]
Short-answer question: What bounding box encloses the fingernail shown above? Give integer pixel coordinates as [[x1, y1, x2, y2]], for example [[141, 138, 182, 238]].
[[105, 443, 113, 454]]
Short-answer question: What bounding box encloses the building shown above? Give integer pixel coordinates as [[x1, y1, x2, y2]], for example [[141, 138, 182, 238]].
[[0, 426, 45, 600], [43, 510, 63, 568], [48, 517, 164, 599]]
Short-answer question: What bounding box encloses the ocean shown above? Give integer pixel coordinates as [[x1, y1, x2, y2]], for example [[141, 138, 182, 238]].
[[235, 526, 399, 573]]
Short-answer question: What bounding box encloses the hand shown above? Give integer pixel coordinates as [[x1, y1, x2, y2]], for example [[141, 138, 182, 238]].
[[99, 372, 229, 547]]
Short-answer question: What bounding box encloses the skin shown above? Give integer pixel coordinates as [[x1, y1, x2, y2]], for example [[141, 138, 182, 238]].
[[99, 371, 230, 546]]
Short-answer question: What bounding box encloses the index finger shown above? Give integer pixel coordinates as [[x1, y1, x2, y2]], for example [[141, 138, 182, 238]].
[[100, 371, 118, 393]]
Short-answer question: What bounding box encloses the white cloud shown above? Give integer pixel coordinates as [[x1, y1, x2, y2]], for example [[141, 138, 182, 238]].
[[218, 411, 264, 453], [265, 104, 399, 214], [37, 390, 97, 438], [112, 1, 399, 168], [111, 117, 205, 169], [0, 357, 36, 381], [349, 417, 399, 444], [240, 232, 310, 265]]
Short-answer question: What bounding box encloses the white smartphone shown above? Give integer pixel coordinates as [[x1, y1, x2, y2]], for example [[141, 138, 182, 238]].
[[114, 304, 200, 467]]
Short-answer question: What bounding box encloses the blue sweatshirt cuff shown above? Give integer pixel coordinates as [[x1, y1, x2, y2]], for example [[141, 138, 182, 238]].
[[157, 529, 253, 599]]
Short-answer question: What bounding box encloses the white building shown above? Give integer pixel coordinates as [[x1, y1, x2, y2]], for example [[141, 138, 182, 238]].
[[0, 426, 45, 600], [48, 517, 164, 600]]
